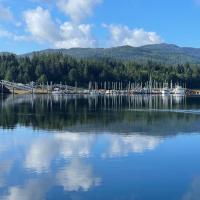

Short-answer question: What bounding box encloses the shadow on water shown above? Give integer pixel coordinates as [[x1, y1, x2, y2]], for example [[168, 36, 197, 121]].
[[0, 94, 200, 136]]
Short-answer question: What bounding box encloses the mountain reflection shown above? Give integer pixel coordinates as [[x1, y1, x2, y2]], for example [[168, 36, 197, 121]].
[[1, 95, 200, 199], [0, 94, 200, 136]]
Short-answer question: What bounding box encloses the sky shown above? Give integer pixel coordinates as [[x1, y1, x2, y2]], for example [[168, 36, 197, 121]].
[[0, 0, 200, 54]]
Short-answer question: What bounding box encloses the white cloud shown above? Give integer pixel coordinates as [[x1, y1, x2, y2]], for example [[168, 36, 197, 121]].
[[55, 22, 96, 48], [57, 0, 102, 23], [56, 159, 101, 191], [0, 4, 21, 26], [24, 7, 60, 43], [104, 24, 163, 47], [0, 4, 14, 22], [0, 28, 30, 42], [23, 7, 97, 48]]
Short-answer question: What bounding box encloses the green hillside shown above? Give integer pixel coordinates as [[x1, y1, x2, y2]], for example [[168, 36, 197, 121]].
[[21, 43, 200, 65]]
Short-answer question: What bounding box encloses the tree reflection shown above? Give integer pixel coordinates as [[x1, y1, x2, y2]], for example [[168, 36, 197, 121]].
[[0, 94, 200, 136]]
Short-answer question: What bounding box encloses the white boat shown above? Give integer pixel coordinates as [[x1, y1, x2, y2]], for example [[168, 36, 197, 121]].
[[161, 87, 170, 95], [83, 90, 90, 94], [90, 90, 100, 95], [173, 86, 186, 95], [105, 90, 111, 95], [141, 88, 149, 94], [52, 88, 62, 95]]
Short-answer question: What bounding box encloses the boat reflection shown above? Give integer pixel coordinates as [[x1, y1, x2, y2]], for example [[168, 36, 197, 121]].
[[0, 94, 199, 136]]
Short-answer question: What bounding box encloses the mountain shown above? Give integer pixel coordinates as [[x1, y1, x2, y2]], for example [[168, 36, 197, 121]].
[[17, 43, 200, 65]]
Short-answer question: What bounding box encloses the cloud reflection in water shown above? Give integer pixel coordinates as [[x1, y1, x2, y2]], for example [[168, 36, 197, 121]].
[[102, 134, 162, 158], [3, 178, 52, 200], [0, 129, 162, 199], [182, 176, 200, 200], [56, 159, 101, 192], [24, 132, 162, 172]]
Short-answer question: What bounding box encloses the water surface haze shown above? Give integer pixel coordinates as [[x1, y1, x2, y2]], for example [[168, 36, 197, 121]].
[[0, 94, 200, 200]]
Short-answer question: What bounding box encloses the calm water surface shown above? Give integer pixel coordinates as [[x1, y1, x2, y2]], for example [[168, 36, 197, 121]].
[[0, 94, 200, 200]]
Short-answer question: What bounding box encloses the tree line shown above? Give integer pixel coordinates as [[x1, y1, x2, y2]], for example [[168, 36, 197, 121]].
[[0, 53, 200, 88]]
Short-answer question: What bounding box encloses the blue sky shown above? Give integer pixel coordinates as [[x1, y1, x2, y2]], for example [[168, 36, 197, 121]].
[[0, 0, 200, 54]]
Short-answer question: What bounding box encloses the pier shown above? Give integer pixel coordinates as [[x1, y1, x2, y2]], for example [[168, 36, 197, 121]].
[[0, 80, 84, 95]]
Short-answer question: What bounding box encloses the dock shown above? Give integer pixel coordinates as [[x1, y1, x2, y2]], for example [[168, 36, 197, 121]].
[[0, 80, 198, 96]]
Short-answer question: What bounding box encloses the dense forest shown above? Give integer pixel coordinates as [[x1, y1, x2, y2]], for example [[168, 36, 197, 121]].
[[23, 44, 200, 65], [0, 53, 200, 88]]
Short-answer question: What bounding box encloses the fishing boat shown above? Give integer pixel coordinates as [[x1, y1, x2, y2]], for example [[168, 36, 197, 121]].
[[161, 87, 170, 95], [173, 86, 186, 95], [90, 90, 100, 95], [52, 88, 62, 95]]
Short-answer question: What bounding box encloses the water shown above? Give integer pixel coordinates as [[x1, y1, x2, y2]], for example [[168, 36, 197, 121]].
[[0, 94, 200, 200]]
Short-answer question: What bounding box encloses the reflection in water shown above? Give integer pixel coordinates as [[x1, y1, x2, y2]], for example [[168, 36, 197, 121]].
[[1, 94, 200, 200], [0, 130, 102, 199], [56, 159, 101, 192], [24, 137, 59, 173], [182, 177, 200, 200], [2, 94, 186, 111], [3, 178, 52, 200], [0, 160, 13, 187], [24, 133, 95, 173], [0, 129, 162, 199], [0, 94, 200, 136], [23, 132, 162, 173], [103, 134, 162, 157]]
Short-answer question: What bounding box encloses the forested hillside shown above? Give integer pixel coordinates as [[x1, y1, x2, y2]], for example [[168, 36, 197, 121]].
[[22, 44, 200, 65], [1, 53, 200, 88]]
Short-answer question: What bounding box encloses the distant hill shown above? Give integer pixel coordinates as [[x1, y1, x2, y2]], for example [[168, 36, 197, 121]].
[[19, 43, 200, 65]]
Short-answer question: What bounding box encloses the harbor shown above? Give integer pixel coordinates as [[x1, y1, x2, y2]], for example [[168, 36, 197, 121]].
[[1, 79, 199, 96]]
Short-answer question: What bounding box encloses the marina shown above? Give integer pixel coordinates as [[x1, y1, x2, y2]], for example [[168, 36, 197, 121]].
[[0, 80, 197, 96]]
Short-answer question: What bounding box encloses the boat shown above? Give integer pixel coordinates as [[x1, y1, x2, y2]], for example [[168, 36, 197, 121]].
[[105, 90, 111, 95], [173, 86, 186, 95], [161, 87, 170, 95], [90, 90, 100, 95], [52, 88, 62, 95], [141, 87, 149, 94], [83, 90, 90, 94]]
